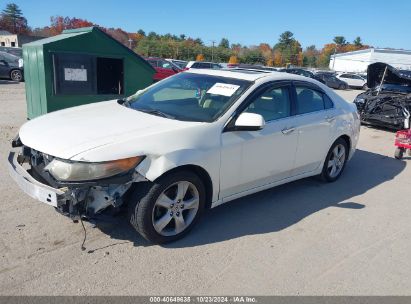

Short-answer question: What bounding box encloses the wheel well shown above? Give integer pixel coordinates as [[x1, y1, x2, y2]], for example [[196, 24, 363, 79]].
[[157, 165, 214, 209], [339, 135, 351, 153]]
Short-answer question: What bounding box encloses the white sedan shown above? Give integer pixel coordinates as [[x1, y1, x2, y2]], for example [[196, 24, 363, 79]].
[[336, 73, 368, 89], [8, 69, 360, 243]]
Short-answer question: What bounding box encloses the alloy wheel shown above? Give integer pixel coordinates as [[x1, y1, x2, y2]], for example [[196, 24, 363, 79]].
[[152, 181, 200, 236], [327, 144, 346, 178], [11, 70, 22, 81]]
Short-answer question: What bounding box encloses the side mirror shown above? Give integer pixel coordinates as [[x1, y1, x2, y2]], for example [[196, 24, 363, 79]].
[[233, 112, 265, 131]]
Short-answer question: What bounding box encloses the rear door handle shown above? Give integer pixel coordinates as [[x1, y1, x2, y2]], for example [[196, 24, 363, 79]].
[[326, 116, 336, 123], [281, 127, 295, 135]]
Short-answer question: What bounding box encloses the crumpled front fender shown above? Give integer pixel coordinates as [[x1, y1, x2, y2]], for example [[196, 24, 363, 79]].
[[135, 148, 221, 202]]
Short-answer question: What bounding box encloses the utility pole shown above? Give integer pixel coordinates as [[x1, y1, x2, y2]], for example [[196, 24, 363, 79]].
[[211, 40, 216, 62], [331, 46, 338, 70]]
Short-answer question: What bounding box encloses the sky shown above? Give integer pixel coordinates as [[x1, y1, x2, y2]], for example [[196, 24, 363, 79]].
[[6, 0, 411, 50]]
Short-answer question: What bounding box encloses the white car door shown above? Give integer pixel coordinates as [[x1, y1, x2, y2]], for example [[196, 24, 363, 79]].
[[351, 75, 365, 87], [291, 83, 336, 175], [338, 74, 353, 86], [219, 82, 298, 199]]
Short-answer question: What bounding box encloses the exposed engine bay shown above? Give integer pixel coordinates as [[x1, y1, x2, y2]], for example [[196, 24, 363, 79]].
[[354, 62, 411, 130]]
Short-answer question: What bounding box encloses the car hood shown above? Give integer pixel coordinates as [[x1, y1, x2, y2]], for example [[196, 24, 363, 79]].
[[367, 62, 411, 89], [19, 100, 205, 161]]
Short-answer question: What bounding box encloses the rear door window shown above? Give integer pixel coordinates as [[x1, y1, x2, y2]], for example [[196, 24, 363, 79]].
[[295, 86, 333, 114]]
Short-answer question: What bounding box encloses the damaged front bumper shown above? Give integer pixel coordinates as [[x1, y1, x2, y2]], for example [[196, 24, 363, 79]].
[[7, 148, 146, 219], [8, 151, 67, 207]]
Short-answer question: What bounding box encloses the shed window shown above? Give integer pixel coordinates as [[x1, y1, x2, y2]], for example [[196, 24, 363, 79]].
[[97, 57, 123, 95], [52, 53, 124, 95]]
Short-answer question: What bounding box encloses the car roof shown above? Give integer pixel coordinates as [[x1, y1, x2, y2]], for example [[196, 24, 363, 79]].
[[185, 68, 322, 83]]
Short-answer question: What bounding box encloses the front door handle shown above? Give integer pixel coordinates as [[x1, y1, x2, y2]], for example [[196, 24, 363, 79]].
[[281, 127, 295, 135]]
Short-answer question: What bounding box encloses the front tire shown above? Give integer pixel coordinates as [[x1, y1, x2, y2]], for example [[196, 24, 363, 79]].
[[320, 138, 348, 182], [127, 171, 206, 244]]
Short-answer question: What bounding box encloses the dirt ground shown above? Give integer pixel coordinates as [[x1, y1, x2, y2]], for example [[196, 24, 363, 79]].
[[1, 82, 410, 295]]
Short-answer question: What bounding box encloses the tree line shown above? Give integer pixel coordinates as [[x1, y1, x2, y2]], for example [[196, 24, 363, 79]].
[[0, 3, 370, 68]]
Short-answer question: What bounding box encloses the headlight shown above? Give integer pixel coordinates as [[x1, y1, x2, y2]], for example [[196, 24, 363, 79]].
[[45, 156, 144, 181]]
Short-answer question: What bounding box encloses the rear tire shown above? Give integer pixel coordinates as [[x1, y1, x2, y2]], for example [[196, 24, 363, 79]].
[[319, 138, 348, 182], [127, 170, 206, 244]]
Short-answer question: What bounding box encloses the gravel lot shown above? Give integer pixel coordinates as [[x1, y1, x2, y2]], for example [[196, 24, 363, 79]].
[[1, 81, 410, 296]]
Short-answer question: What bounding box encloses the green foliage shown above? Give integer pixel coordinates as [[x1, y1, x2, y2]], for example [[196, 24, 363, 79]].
[[0, 2, 29, 34], [219, 38, 230, 48], [333, 36, 347, 45], [273, 31, 302, 65], [353, 36, 363, 47], [194, 38, 203, 45], [241, 48, 265, 64], [2, 3, 22, 18], [277, 31, 294, 46], [302, 45, 319, 67]]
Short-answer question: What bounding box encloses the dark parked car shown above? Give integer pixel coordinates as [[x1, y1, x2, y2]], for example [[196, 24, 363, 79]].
[[144, 57, 183, 82], [0, 46, 22, 58], [354, 62, 411, 130], [316, 72, 349, 89], [278, 68, 325, 84], [0, 51, 23, 82]]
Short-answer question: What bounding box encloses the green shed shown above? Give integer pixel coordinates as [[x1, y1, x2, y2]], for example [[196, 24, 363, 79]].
[[23, 26, 155, 119]]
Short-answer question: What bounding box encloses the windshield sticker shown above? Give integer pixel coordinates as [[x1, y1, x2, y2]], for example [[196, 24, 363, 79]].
[[207, 83, 240, 97]]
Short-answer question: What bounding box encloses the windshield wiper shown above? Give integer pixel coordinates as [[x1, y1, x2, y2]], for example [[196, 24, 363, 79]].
[[137, 108, 175, 119]]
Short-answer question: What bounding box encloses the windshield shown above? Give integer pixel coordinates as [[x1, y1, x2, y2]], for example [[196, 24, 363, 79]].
[[173, 60, 188, 69], [127, 73, 252, 122], [376, 83, 411, 94]]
